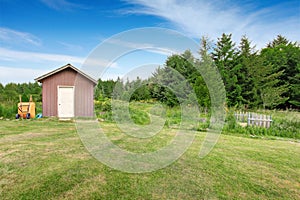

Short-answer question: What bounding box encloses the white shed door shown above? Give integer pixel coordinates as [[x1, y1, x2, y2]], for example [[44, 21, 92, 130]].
[[58, 86, 74, 118]]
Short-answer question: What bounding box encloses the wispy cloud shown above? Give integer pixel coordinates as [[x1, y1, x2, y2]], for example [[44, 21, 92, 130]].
[[0, 27, 42, 46], [58, 41, 84, 52], [107, 38, 179, 56], [0, 47, 84, 64], [0, 47, 120, 81], [123, 0, 300, 48], [0, 66, 48, 84], [40, 0, 89, 11]]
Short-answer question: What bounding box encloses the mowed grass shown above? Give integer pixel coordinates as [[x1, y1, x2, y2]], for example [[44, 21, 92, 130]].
[[0, 119, 299, 199]]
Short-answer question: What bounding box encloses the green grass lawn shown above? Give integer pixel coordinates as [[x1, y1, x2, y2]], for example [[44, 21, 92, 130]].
[[0, 119, 299, 199]]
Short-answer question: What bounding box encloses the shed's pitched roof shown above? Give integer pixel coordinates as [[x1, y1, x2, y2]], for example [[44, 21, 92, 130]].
[[35, 63, 97, 85]]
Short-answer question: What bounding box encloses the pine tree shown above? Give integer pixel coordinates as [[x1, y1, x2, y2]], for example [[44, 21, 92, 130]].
[[236, 35, 257, 107], [289, 65, 300, 108], [212, 33, 240, 107], [261, 35, 300, 108]]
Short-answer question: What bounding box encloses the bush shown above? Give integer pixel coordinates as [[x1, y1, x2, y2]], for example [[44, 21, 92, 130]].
[[0, 103, 18, 119], [223, 110, 237, 131], [0, 104, 3, 117], [95, 98, 112, 113], [95, 100, 151, 125]]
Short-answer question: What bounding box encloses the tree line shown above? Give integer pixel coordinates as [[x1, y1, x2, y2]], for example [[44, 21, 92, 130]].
[[95, 34, 300, 110], [0, 34, 299, 115], [0, 82, 42, 104]]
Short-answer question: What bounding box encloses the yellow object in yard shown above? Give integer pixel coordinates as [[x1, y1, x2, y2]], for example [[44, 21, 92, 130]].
[[17, 95, 36, 119]]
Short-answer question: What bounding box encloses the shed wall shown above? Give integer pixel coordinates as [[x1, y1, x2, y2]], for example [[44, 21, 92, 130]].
[[41, 68, 94, 117]]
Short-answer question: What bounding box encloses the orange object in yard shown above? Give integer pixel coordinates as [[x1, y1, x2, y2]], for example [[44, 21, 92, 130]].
[[17, 95, 36, 119]]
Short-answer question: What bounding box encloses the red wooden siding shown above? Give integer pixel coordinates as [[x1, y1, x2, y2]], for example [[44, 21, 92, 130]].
[[40, 68, 95, 117], [74, 74, 95, 117]]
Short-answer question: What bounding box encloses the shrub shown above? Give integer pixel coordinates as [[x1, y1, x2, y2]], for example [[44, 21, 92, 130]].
[[0, 103, 18, 119]]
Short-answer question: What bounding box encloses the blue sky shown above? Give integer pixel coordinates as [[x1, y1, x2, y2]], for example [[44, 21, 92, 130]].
[[0, 0, 299, 84]]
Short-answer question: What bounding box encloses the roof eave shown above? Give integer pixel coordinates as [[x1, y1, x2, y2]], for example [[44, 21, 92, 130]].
[[34, 64, 98, 85]]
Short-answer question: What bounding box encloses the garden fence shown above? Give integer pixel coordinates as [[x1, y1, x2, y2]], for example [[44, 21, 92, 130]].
[[234, 111, 272, 128]]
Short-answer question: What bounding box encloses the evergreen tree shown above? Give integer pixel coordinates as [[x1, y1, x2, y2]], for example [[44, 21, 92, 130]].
[[267, 35, 290, 48], [260, 35, 300, 108], [289, 65, 300, 107], [236, 35, 257, 107], [164, 50, 210, 107], [260, 70, 289, 109], [0, 83, 4, 102], [95, 79, 117, 100], [196, 36, 213, 108], [3, 83, 18, 103], [130, 77, 151, 101], [212, 33, 241, 107], [150, 66, 181, 107]]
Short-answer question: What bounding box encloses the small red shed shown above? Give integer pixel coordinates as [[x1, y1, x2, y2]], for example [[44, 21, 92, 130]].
[[35, 64, 97, 118]]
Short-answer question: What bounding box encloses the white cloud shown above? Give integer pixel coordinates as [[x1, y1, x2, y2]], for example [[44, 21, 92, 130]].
[[0, 27, 41, 46], [40, 0, 88, 11], [0, 47, 84, 64], [0, 66, 48, 84], [124, 0, 300, 48], [109, 38, 177, 56], [0, 48, 84, 83], [0, 47, 122, 83], [0, 47, 120, 69]]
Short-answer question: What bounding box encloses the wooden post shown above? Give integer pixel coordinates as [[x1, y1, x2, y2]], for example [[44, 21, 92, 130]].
[[247, 112, 250, 126], [255, 113, 258, 126], [259, 114, 262, 127]]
